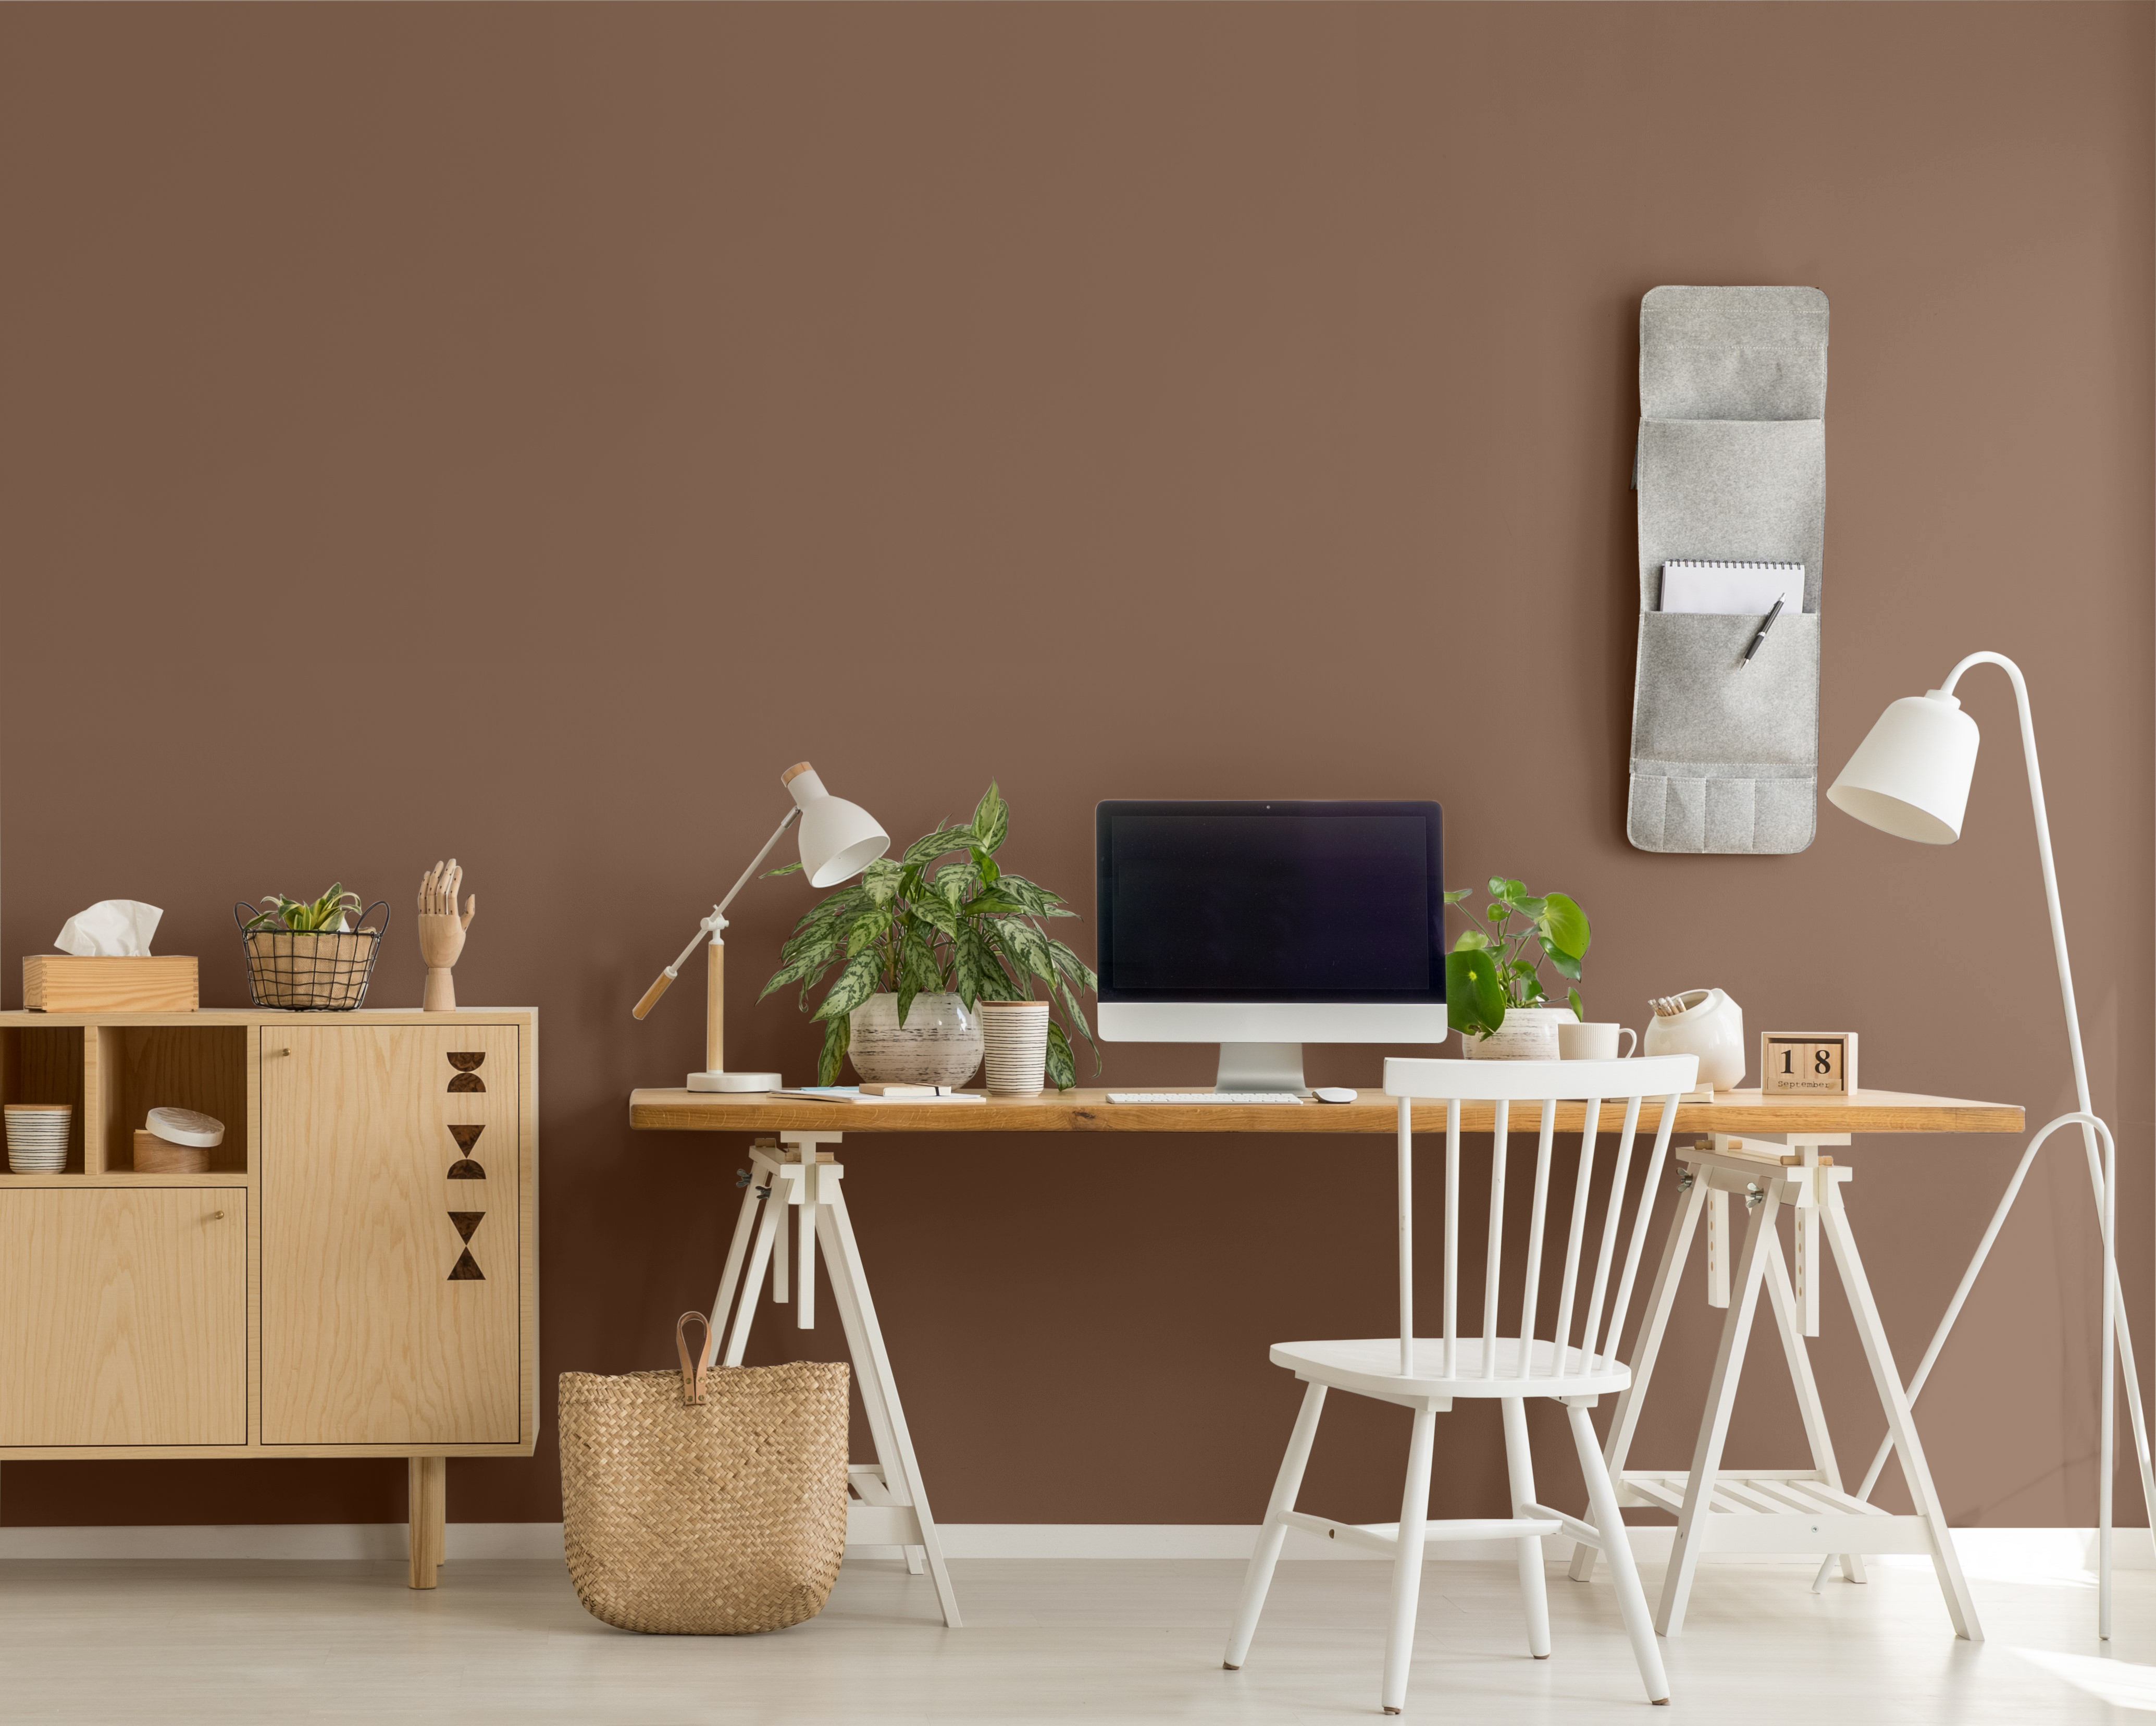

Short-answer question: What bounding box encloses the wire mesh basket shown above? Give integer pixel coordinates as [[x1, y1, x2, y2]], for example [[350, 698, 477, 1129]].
[[236, 901, 390, 1010]]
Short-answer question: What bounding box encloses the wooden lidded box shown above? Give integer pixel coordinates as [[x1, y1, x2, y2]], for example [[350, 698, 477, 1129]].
[[23, 956, 199, 1013]]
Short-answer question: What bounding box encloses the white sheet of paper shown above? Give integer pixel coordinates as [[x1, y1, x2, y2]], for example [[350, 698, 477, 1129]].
[[1659, 561, 1801, 614]]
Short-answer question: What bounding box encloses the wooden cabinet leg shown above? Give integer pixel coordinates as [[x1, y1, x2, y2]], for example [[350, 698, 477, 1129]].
[[408, 1456, 445, 1589]]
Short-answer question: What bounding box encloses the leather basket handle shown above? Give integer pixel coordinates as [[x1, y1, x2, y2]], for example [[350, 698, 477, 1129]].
[[676, 1312, 713, 1405]]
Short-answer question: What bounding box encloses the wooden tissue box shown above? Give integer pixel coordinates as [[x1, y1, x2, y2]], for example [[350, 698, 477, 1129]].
[[23, 956, 199, 1013]]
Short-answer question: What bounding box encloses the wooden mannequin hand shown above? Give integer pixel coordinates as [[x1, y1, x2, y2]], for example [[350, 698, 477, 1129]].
[[419, 858, 476, 928], [417, 859, 476, 971]]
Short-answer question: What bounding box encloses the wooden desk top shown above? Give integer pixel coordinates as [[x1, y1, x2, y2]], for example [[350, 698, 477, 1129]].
[[629, 1086, 2024, 1138]]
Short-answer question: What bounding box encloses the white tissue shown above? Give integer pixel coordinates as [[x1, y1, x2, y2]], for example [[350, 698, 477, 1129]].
[[55, 900, 163, 957]]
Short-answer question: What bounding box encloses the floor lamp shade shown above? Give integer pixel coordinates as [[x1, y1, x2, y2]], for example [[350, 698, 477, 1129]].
[[785, 764, 890, 886], [1825, 691, 1980, 845]]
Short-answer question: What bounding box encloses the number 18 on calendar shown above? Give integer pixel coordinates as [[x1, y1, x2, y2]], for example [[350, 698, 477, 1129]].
[[1758, 1032, 1857, 1096]]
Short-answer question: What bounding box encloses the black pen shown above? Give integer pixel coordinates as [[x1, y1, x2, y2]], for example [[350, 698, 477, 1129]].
[[1740, 597, 1785, 668]]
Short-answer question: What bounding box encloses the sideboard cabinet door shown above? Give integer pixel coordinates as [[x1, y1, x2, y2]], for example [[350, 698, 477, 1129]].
[[261, 1025, 522, 1446], [0, 1189, 245, 1446]]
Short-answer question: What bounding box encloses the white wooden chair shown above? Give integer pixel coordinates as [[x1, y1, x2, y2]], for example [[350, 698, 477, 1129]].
[[1223, 1055, 1699, 1714]]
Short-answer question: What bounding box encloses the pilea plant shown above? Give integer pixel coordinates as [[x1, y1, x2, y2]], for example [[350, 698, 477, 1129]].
[[760, 783, 1099, 1089], [1444, 875, 1591, 1042]]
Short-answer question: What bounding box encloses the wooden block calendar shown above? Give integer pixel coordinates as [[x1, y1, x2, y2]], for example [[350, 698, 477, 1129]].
[[1759, 1031, 1857, 1096]]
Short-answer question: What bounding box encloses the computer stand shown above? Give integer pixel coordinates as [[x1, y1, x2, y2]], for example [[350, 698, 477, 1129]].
[[1215, 1042, 1308, 1092]]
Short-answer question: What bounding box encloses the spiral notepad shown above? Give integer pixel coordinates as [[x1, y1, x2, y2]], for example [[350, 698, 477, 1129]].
[[1658, 560, 1802, 615]]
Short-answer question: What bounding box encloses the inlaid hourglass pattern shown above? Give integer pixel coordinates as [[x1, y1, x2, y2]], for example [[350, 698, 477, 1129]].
[[445, 1053, 487, 1281]]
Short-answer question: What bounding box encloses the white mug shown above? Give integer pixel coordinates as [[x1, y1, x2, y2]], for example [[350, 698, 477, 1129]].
[[1558, 1021, 1637, 1061]]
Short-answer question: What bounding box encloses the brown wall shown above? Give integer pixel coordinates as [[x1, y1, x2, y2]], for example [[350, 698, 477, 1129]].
[[1, 3, 2149, 1533]]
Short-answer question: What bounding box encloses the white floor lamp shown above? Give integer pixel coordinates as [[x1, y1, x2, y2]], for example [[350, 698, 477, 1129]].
[[1826, 650, 2155, 1635]]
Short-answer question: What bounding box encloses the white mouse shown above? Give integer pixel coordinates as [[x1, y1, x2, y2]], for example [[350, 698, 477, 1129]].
[[1312, 1087, 1357, 1104]]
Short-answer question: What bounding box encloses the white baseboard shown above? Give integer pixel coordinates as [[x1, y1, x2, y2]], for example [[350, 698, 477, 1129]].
[[0, 1522, 565, 1561], [0, 1522, 2146, 1575], [930, 1524, 2156, 1573]]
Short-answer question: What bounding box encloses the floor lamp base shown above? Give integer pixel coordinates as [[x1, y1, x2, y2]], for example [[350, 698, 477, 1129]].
[[687, 1070, 782, 1093]]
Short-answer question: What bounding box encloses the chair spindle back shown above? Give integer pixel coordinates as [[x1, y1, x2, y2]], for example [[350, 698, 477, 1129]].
[[1383, 1056, 1700, 1379]]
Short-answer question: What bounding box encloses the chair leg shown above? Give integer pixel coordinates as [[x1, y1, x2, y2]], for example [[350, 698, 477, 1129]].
[[1569, 1402, 1670, 1705], [1501, 1397, 1551, 1659], [1381, 1403, 1439, 1716], [1224, 1381, 1327, 1670]]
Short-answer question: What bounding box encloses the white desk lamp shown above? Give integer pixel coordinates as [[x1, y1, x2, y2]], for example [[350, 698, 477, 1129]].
[[1828, 650, 2154, 1635], [634, 762, 889, 1092]]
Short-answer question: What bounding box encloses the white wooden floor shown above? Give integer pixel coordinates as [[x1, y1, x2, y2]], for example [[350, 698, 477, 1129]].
[[0, 1554, 2144, 1723]]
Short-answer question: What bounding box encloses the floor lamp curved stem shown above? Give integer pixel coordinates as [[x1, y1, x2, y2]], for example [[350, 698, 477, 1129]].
[[1827, 652, 2152, 1636]]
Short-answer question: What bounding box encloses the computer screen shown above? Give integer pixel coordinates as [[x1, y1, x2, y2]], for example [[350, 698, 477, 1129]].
[[1095, 800, 1445, 1003]]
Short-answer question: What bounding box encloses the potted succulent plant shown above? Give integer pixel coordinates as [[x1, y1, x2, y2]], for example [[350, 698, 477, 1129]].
[[761, 783, 1099, 1090], [236, 881, 389, 1010], [1445, 876, 1591, 1059]]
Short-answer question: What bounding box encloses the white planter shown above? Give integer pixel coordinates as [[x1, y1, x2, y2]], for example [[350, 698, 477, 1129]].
[[848, 993, 983, 1088], [978, 1000, 1051, 1096], [1461, 1005, 1577, 1061], [1642, 987, 1746, 1091]]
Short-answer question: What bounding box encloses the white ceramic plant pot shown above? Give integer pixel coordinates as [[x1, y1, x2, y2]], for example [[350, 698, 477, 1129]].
[[848, 992, 984, 1088], [1461, 1005, 1577, 1061], [1641, 987, 1746, 1090], [978, 999, 1051, 1096]]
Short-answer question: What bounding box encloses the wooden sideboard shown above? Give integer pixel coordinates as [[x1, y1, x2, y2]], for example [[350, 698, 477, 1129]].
[[0, 1008, 537, 1587]]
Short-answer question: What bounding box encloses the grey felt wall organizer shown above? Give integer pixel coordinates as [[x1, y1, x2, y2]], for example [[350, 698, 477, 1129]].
[[1627, 286, 1828, 855]]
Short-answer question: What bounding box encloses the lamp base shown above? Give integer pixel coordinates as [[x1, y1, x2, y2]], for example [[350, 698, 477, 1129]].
[[687, 1070, 782, 1093]]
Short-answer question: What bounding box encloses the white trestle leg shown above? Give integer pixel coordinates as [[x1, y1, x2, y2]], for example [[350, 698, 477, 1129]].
[[703, 1133, 961, 1629], [1570, 1174, 1704, 1584], [1656, 1181, 1782, 1636], [1763, 1229, 1866, 1587], [1818, 1181, 1979, 1641], [1602, 1135, 1982, 1640], [701, 1153, 770, 1372]]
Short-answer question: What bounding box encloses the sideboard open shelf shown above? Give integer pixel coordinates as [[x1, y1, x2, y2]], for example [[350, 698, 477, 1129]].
[[2, 1020, 252, 1179], [0, 1008, 538, 1587]]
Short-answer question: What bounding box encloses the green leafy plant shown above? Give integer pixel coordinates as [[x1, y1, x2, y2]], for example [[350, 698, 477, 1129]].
[[1444, 876, 1591, 1042], [242, 882, 363, 933], [760, 783, 1100, 1089]]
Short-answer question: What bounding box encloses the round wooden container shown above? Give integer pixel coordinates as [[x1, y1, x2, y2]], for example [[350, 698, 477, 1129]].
[[132, 1131, 209, 1175]]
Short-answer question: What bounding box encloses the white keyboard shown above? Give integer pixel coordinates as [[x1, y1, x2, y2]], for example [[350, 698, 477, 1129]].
[[1105, 1091, 1304, 1105]]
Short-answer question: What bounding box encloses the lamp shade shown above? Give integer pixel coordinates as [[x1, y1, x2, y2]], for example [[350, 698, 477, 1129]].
[[1825, 690, 1980, 845], [783, 762, 890, 886]]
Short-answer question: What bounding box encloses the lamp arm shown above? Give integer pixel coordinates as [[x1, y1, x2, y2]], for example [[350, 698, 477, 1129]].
[[1936, 651, 2092, 1121], [633, 807, 803, 1019], [714, 806, 803, 924]]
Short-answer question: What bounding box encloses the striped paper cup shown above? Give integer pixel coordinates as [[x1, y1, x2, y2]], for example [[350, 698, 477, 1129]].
[[978, 1001, 1051, 1098]]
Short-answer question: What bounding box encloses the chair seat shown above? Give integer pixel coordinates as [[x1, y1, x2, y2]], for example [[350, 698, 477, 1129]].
[[1270, 1337, 1631, 1400]]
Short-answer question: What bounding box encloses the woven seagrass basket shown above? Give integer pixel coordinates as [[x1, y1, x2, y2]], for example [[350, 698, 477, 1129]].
[[559, 1315, 849, 1635]]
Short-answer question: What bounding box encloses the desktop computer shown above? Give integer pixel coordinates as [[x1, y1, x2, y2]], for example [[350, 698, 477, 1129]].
[[1094, 799, 1448, 1095]]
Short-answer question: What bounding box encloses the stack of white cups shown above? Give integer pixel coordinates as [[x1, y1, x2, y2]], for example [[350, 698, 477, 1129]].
[[5, 1104, 73, 1173], [978, 1001, 1051, 1097]]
